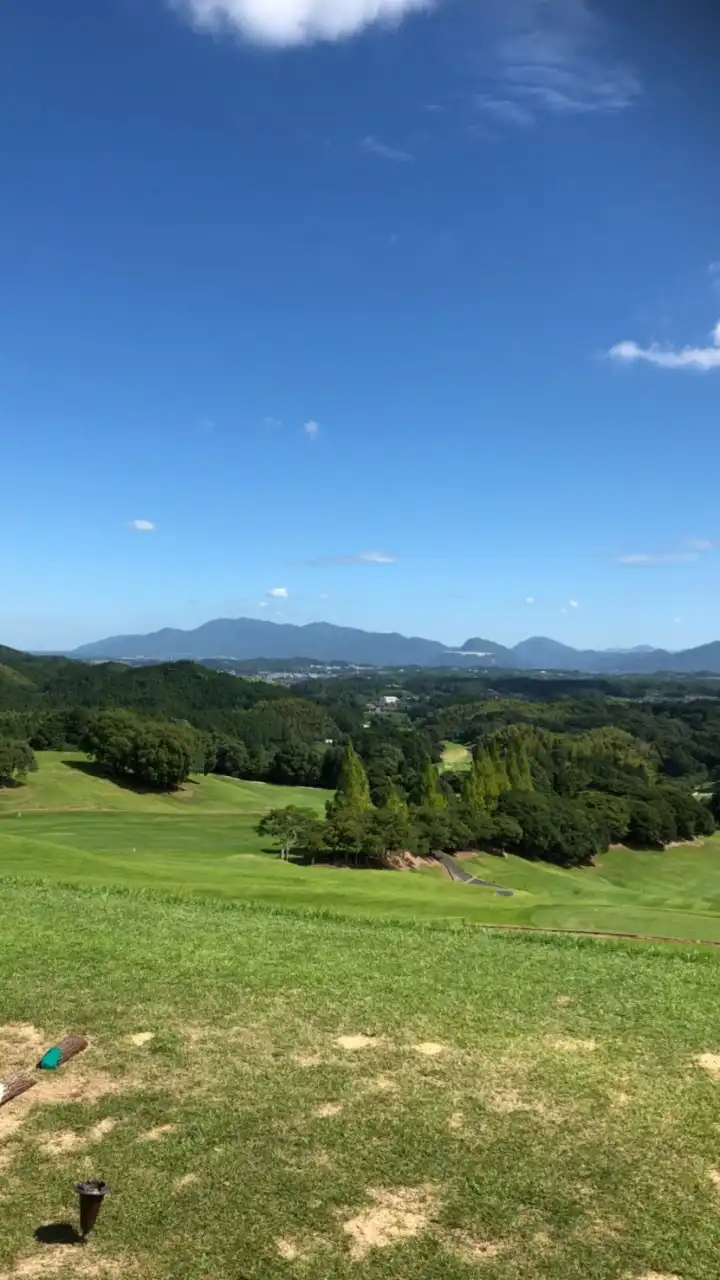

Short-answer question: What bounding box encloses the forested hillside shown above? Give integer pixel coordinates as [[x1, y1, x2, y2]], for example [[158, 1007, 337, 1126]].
[[1, 645, 719, 867]]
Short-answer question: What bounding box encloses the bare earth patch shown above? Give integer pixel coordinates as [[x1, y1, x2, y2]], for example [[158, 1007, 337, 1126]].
[[633, 1273, 682, 1280], [138, 1123, 175, 1142], [129, 1032, 154, 1047], [368, 1076, 397, 1093], [448, 1111, 464, 1130], [412, 1042, 445, 1057], [555, 995, 571, 1006], [695, 1052, 720, 1077], [549, 1038, 597, 1052], [336, 1034, 381, 1051], [174, 1172, 199, 1191], [0, 1245, 134, 1278], [487, 1090, 546, 1115], [40, 1117, 117, 1157], [0, 1024, 46, 1070], [276, 1235, 328, 1262], [293, 1053, 323, 1068], [313, 1103, 343, 1118], [708, 1168, 720, 1186], [342, 1184, 440, 1260]]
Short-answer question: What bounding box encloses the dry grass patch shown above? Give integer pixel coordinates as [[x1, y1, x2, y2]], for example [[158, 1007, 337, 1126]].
[[367, 1076, 397, 1093], [447, 1111, 464, 1130], [336, 1034, 382, 1052], [276, 1235, 328, 1262], [708, 1168, 720, 1187], [342, 1183, 440, 1260], [293, 1053, 323, 1068], [138, 1123, 175, 1142], [486, 1089, 547, 1116], [174, 1172, 199, 1191], [447, 1233, 506, 1263], [128, 1032, 154, 1047], [0, 1246, 135, 1279], [555, 995, 571, 1006], [313, 1103, 342, 1118], [412, 1042, 446, 1057], [695, 1052, 720, 1077], [40, 1117, 117, 1157], [0, 1024, 46, 1070], [548, 1037, 597, 1052]]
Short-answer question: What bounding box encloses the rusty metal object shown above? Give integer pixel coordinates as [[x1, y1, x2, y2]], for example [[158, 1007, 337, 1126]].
[[0, 1074, 37, 1107], [76, 1180, 110, 1237]]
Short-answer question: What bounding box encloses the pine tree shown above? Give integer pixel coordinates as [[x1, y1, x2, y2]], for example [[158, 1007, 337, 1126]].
[[414, 760, 446, 811], [504, 728, 533, 792], [462, 744, 495, 812], [327, 744, 372, 815]]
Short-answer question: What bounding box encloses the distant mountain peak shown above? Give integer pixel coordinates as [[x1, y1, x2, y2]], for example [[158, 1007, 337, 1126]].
[[69, 617, 720, 674]]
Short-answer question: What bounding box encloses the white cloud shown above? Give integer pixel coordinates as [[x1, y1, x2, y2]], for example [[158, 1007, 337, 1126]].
[[129, 519, 156, 532], [684, 538, 715, 552], [608, 320, 720, 372], [266, 586, 289, 598], [525, 596, 535, 604], [673, 616, 682, 624], [361, 135, 413, 163], [568, 599, 579, 609], [304, 549, 398, 566], [356, 550, 397, 563], [169, 0, 431, 46], [263, 415, 282, 430], [615, 551, 700, 566], [259, 601, 269, 608], [303, 419, 320, 440], [476, 0, 640, 128]]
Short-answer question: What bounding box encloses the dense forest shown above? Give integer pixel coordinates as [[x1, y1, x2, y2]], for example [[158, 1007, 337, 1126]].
[[1, 644, 719, 866]]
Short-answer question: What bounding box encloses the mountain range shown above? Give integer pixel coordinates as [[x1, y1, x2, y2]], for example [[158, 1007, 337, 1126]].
[[71, 617, 720, 674]]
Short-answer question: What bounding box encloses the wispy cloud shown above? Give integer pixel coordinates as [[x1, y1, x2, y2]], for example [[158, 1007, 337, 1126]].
[[303, 419, 320, 440], [305, 549, 398, 567], [263, 415, 282, 430], [608, 320, 720, 372], [476, 0, 640, 128], [266, 586, 289, 598], [129, 519, 156, 532], [169, 0, 431, 46], [615, 542, 713, 566], [568, 599, 579, 609], [361, 135, 413, 163], [525, 596, 535, 604]]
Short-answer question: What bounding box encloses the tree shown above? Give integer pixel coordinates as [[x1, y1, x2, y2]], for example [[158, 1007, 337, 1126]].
[[0, 739, 37, 788], [84, 710, 198, 790], [327, 744, 372, 815], [213, 738, 250, 779], [256, 806, 325, 861], [413, 760, 446, 811]]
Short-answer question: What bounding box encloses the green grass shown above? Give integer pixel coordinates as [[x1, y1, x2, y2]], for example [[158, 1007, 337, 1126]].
[[1, 880, 720, 1278], [4, 754, 720, 943], [439, 742, 472, 772]]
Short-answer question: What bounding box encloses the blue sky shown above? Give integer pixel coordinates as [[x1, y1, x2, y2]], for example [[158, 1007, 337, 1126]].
[[2, 0, 719, 652]]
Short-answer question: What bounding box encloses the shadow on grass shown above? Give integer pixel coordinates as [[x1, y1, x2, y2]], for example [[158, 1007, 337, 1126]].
[[34, 1223, 83, 1245], [62, 758, 197, 797]]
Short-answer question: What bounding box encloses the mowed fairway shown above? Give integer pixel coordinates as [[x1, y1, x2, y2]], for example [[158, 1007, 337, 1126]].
[[2, 882, 720, 1278], [4, 755, 720, 940]]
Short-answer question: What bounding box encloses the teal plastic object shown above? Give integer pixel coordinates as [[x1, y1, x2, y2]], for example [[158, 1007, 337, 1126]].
[[38, 1046, 62, 1070]]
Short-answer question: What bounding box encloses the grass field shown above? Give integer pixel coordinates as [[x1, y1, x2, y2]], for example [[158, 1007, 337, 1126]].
[[2, 880, 720, 1278], [3, 754, 720, 942], [439, 743, 472, 772]]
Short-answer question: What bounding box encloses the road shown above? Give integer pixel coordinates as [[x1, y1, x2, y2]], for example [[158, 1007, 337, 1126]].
[[435, 851, 514, 897]]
